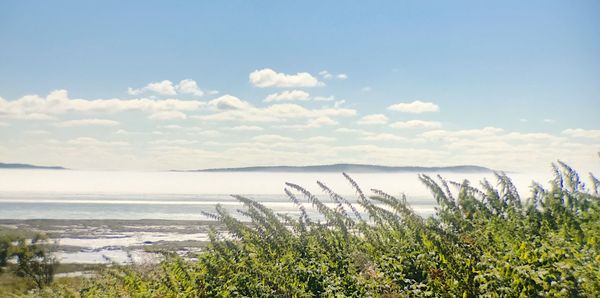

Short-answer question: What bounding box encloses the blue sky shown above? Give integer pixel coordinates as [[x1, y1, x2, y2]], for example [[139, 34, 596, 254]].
[[0, 1, 599, 171]]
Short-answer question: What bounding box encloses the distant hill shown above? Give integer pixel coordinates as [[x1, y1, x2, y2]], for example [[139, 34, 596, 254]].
[[179, 164, 493, 173], [0, 162, 67, 170]]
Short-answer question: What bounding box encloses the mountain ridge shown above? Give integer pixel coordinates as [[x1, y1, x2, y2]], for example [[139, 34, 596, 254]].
[[176, 163, 493, 173], [0, 162, 67, 170]]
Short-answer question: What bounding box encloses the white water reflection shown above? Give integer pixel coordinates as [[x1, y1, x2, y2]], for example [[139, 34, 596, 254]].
[[0, 169, 552, 196], [0, 169, 552, 220]]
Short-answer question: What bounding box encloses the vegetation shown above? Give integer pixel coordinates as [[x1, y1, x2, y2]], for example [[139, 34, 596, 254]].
[[78, 161, 600, 297], [0, 229, 59, 296]]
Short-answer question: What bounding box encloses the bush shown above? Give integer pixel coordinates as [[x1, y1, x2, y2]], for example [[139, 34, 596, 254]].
[[0, 236, 10, 269], [83, 161, 600, 297], [0, 231, 58, 290]]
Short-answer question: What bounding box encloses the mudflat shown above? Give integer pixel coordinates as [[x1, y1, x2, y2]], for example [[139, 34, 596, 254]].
[[0, 219, 223, 264]]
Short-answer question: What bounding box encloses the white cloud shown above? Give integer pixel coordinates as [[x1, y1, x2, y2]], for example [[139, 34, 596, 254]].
[[252, 134, 294, 142], [422, 127, 504, 140], [543, 118, 555, 123], [361, 133, 407, 142], [150, 139, 199, 145], [313, 95, 335, 102], [319, 70, 347, 80], [335, 128, 370, 135], [562, 128, 600, 139], [407, 127, 595, 171], [388, 100, 440, 113], [166, 127, 221, 137], [128, 80, 177, 96], [503, 132, 562, 142], [192, 129, 221, 137], [305, 136, 336, 143], [128, 79, 205, 97], [361, 86, 372, 92], [176, 79, 204, 96], [307, 116, 338, 127], [334, 100, 346, 108], [275, 104, 355, 119], [282, 116, 339, 130], [208, 95, 252, 110], [3, 113, 57, 121], [162, 124, 183, 129], [67, 137, 129, 147], [25, 130, 49, 135], [230, 125, 264, 131], [358, 114, 388, 125], [249, 68, 322, 88], [126, 88, 143, 96], [197, 101, 356, 123], [148, 111, 187, 120], [196, 110, 277, 122], [56, 119, 120, 127], [264, 90, 310, 102], [0, 90, 202, 119], [146, 80, 177, 95], [390, 120, 442, 129], [319, 70, 333, 80]]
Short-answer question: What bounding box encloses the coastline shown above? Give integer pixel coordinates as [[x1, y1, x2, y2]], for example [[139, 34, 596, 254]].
[[0, 219, 221, 264]]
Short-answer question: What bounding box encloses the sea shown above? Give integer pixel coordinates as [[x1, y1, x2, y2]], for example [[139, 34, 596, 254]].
[[0, 169, 555, 220]]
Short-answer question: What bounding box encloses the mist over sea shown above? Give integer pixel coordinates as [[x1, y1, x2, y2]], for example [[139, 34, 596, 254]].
[[0, 169, 553, 220]]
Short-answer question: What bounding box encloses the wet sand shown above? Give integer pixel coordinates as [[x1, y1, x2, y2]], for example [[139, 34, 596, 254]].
[[0, 219, 223, 264]]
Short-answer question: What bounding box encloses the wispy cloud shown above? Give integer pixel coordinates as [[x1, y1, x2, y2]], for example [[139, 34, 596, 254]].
[[128, 80, 177, 96], [249, 68, 322, 88], [0, 90, 203, 119], [264, 90, 310, 102], [313, 95, 336, 102], [562, 128, 600, 139], [361, 133, 407, 142], [358, 114, 388, 125], [208, 95, 252, 110], [56, 119, 120, 127], [388, 100, 439, 113], [229, 125, 264, 131], [252, 134, 294, 142], [197, 99, 356, 123], [318, 70, 348, 80], [148, 111, 187, 120], [128, 79, 205, 96], [390, 120, 441, 129]]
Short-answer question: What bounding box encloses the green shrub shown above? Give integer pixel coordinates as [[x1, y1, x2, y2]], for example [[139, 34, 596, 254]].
[[83, 161, 600, 297], [10, 234, 58, 290], [0, 231, 58, 291], [0, 236, 10, 269]]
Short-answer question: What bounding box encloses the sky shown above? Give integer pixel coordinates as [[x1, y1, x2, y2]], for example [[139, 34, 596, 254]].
[[0, 1, 599, 172]]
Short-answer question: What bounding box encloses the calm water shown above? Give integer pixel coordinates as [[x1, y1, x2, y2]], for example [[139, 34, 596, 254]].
[[0, 169, 554, 220]]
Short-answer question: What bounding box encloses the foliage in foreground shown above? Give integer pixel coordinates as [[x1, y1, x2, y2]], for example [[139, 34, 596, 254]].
[[82, 162, 600, 297], [0, 230, 58, 296]]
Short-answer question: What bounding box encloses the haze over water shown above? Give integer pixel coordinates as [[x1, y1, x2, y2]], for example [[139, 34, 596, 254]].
[[0, 169, 553, 220]]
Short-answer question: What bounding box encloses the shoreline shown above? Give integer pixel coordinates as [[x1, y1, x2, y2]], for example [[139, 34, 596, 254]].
[[1, 219, 222, 264]]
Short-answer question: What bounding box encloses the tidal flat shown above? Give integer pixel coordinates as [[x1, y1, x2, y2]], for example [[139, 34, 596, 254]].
[[0, 219, 222, 264]]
